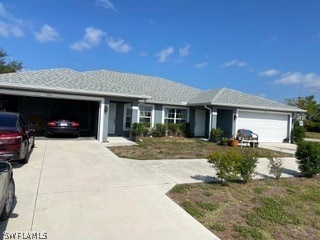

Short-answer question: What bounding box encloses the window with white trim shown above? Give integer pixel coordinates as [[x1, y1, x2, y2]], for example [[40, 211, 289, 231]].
[[139, 105, 153, 126], [123, 103, 132, 130], [164, 108, 188, 124]]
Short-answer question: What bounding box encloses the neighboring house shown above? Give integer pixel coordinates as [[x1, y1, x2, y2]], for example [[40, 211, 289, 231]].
[[0, 68, 304, 143]]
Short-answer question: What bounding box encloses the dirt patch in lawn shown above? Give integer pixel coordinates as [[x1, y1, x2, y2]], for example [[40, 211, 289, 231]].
[[168, 176, 320, 240], [108, 137, 293, 160]]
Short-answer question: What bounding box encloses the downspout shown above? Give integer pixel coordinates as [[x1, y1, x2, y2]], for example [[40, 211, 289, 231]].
[[204, 105, 212, 140]]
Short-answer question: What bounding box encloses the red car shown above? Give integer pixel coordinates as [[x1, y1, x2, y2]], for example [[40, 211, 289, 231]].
[[45, 113, 80, 137], [0, 112, 35, 164]]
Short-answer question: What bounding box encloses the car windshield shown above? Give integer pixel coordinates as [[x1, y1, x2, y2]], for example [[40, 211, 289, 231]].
[[0, 114, 17, 127]]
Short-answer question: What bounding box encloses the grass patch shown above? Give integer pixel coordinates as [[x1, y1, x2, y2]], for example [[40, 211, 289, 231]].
[[168, 176, 320, 239], [306, 132, 320, 139], [108, 137, 292, 160]]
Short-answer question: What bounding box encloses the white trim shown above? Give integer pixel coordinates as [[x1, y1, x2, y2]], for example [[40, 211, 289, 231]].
[[138, 104, 155, 127], [132, 106, 139, 110], [162, 105, 190, 124], [123, 103, 132, 130], [238, 109, 291, 115], [98, 99, 106, 142], [0, 88, 103, 102]]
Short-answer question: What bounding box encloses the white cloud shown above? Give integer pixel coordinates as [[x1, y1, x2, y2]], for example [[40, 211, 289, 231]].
[[259, 69, 281, 77], [107, 38, 131, 53], [156, 47, 174, 63], [95, 0, 117, 12], [179, 44, 190, 57], [275, 72, 320, 89], [140, 51, 148, 56], [195, 62, 207, 68], [0, 3, 24, 37], [35, 24, 61, 42], [221, 59, 247, 68], [70, 27, 105, 51]]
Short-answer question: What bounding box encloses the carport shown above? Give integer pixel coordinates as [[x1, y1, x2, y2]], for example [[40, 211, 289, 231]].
[[0, 91, 101, 139]]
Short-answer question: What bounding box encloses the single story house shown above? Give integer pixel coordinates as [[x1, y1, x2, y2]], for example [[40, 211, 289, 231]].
[[0, 68, 304, 143]]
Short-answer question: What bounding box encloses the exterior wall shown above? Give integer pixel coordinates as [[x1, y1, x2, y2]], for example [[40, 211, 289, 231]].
[[189, 108, 196, 136], [154, 104, 163, 125], [217, 109, 234, 137], [114, 102, 125, 136]]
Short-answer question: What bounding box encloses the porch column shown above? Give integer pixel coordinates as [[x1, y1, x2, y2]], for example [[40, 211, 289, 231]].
[[211, 108, 217, 129], [232, 109, 239, 138], [98, 98, 109, 142], [131, 100, 139, 124]]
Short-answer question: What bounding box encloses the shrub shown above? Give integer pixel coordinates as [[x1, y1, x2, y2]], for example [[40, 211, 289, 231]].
[[151, 123, 167, 137], [167, 123, 181, 136], [238, 149, 258, 182], [296, 141, 320, 177], [292, 125, 306, 143], [210, 128, 224, 144], [208, 150, 243, 182], [267, 154, 283, 179], [208, 150, 258, 183], [131, 123, 145, 138], [180, 122, 192, 137], [304, 120, 320, 132]]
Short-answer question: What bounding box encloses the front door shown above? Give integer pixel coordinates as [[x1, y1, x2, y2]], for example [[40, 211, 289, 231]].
[[108, 103, 116, 134], [195, 109, 206, 137]]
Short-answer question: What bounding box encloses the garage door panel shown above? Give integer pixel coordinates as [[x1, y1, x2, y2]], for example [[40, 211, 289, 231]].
[[238, 111, 288, 143]]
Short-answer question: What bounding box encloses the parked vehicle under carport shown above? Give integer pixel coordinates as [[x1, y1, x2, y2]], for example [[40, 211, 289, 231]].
[[45, 113, 80, 137]]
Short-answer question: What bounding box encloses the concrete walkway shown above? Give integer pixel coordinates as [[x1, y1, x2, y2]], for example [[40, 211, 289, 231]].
[[1, 139, 219, 240]]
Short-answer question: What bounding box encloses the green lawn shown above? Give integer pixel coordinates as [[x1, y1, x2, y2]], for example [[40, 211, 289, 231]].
[[108, 137, 292, 160], [168, 177, 320, 240], [306, 132, 320, 139]]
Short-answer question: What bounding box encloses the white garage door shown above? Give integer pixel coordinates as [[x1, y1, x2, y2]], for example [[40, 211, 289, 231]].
[[237, 111, 289, 142]]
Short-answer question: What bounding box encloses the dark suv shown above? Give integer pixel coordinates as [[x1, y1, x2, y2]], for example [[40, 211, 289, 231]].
[[0, 112, 35, 164]]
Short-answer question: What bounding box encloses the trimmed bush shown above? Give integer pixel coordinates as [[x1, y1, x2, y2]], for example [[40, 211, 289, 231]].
[[208, 150, 242, 182], [292, 125, 306, 143], [131, 122, 145, 139], [296, 141, 320, 177], [151, 123, 167, 137], [210, 128, 224, 144], [239, 149, 258, 182], [167, 123, 181, 136], [180, 122, 192, 138], [208, 150, 258, 183]]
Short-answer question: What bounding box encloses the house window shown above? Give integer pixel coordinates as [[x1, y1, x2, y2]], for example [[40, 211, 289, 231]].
[[139, 105, 153, 126], [164, 108, 188, 124], [123, 103, 132, 130]]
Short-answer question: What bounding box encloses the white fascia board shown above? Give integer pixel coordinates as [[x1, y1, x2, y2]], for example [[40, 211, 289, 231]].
[[212, 102, 306, 113], [0, 83, 151, 100]]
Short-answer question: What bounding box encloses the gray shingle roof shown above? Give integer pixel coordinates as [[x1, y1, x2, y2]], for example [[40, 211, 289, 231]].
[[0, 68, 304, 112], [188, 88, 304, 112], [83, 70, 201, 105]]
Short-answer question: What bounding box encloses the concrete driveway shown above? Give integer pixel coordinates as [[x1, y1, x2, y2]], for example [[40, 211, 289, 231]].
[[0, 139, 301, 240], [1, 139, 219, 240]]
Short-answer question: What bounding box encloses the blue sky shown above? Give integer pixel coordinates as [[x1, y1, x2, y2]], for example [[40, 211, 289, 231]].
[[1, 0, 320, 102]]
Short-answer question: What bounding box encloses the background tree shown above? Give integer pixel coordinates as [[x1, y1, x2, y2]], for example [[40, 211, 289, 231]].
[[0, 47, 23, 74], [285, 96, 320, 122]]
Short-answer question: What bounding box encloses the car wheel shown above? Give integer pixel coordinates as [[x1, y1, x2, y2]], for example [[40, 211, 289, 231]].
[[31, 136, 35, 149], [19, 143, 30, 164], [0, 178, 15, 221]]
